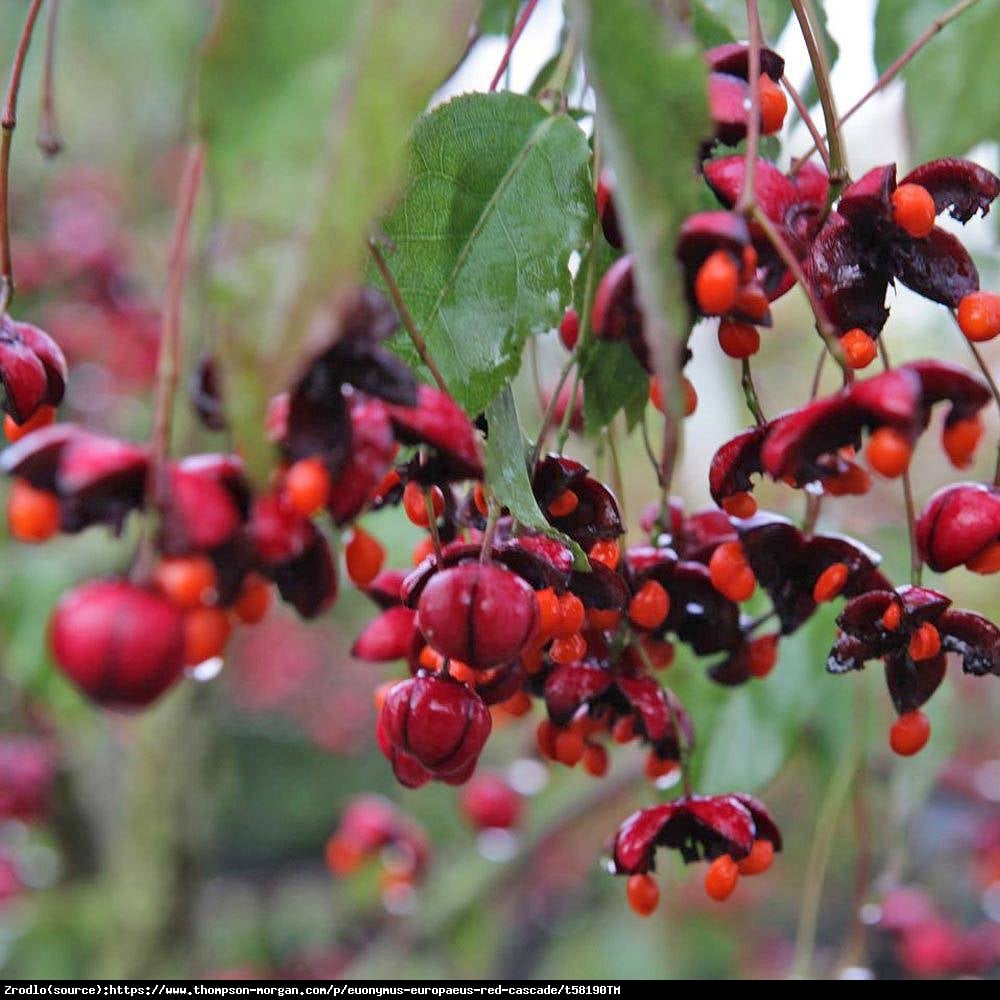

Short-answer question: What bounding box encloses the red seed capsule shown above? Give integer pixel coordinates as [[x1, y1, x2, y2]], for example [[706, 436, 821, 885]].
[[49, 580, 186, 708], [417, 563, 538, 668]]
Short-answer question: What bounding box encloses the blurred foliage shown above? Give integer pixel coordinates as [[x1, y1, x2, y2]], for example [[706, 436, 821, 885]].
[[875, 0, 1000, 162]]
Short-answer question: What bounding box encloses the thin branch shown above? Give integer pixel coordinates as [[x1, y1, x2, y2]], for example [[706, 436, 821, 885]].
[[790, 0, 847, 184], [741, 357, 766, 425], [794, 0, 981, 172], [149, 144, 205, 500], [782, 74, 832, 174], [809, 345, 827, 400], [530, 353, 575, 468], [368, 238, 448, 394], [749, 206, 849, 373], [36, 0, 61, 157], [605, 419, 626, 527], [554, 366, 581, 453], [0, 0, 45, 315], [791, 682, 866, 978], [736, 0, 763, 213], [879, 340, 922, 585], [489, 0, 540, 92]]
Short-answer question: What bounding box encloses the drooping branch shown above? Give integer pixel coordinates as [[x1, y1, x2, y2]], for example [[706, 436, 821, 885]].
[[0, 0, 46, 314]]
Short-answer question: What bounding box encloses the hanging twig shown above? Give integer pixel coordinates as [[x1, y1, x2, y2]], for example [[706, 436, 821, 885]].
[[0, 0, 46, 315]]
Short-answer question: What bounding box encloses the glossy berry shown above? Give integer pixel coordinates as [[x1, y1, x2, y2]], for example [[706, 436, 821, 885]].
[[736, 839, 774, 876], [535, 587, 561, 637], [460, 772, 521, 830], [881, 601, 902, 631], [758, 75, 787, 135], [583, 742, 609, 777], [153, 555, 217, 610], [722, 491, 757, 519], [889, 710, 931, 757], [892, 183, 936, 239], [588, 607, 622, 631], [417, 563, 538, 668], [536, 719, 558, 760], [908, 621, 941, 661], [49, 580, 186, 708], [233, 573, 272, 625], [812, 562, 848, 603], [3, 404, 55, 443], [559, 308, 580, 351], [183, 606, 231, 664], [626, 874, 660, 917], [611, 716, 635, 744], [694, 250, 739, 315], [589, 539, 620, 570], [554, 592, 586, 638], [548, 488, 579, 518], [628, 580, 670, 630], [708, 540, 755, 602], [704, 854, 739, 901], [402, 481, 444, 527], [942, 416, 983, 469], [554, 727, 585, 766], [841, 328, 877, 370], [717, 320, 760, 359], [550, 632, 587, 664], [8, 479, 59, 542], [866, 427, 912, 478], [345, 526, 385, 587], [956, 291, 1000, 342], [748, 634, 779, 678], [683, 376, 698, 417], [285, 457, 331, 517]]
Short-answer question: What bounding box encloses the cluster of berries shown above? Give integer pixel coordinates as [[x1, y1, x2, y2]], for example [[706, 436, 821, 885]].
[[324, 794, 429, 911], [2, 35, 998, 921]]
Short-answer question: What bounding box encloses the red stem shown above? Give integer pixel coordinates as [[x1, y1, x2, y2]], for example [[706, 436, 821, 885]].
[[149, 144, 205, 499], [489, 0, 540, 92], [0, 0, 45, 314]]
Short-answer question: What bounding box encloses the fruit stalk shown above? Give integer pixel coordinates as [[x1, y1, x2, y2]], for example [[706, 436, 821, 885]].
[[790, 0, 847, 186], [0, 0, 45, 315]]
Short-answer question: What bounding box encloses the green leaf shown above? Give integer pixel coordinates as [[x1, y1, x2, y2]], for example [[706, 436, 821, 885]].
[[695, 0, 792, 40], [692, 612, 840, 793], [197, 0, 477, 368], [580, 339, 649, 435], [378, 92, 594, 415], [572, 0, 708, 420], [691, 1, 736, 48], [484, 387, 589, 568], [874, 0, 1000, 161], [478, 0, 520, 35]]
